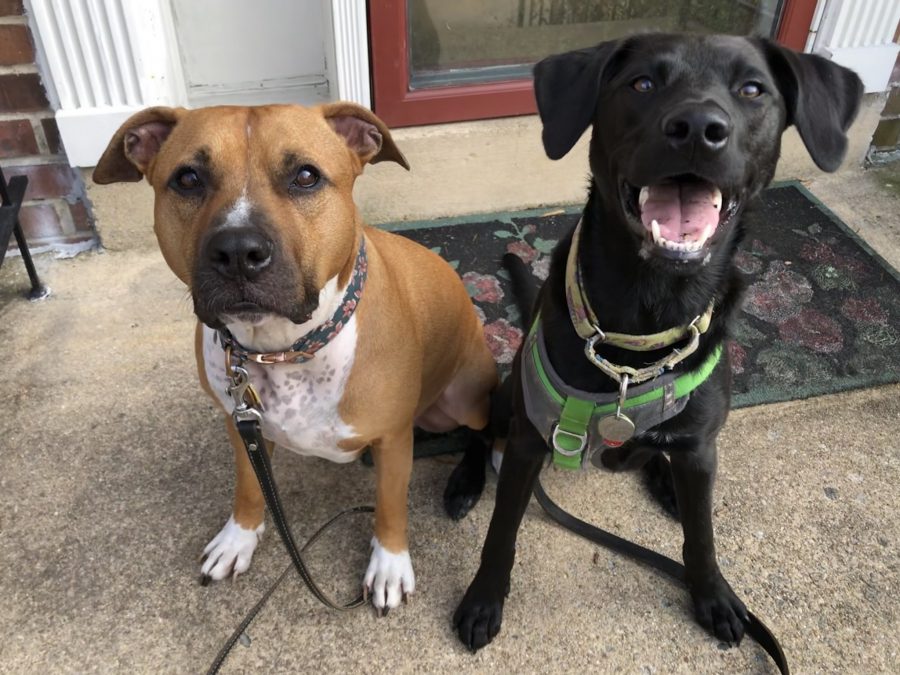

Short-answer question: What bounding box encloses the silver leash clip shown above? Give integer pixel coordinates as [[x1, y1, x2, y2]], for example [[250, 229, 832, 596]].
[[227, 365, 263, 426]]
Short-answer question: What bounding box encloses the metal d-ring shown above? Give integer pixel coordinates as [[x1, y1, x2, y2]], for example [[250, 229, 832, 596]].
[[551, 423, 588, 457]]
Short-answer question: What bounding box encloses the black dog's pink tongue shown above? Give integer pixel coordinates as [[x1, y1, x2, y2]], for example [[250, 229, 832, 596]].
[[640, 181, 721, 241]]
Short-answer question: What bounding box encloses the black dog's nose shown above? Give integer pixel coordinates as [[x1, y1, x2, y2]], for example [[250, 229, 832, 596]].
[[205, 227, 274, 280], [662, 106, 732, 152]]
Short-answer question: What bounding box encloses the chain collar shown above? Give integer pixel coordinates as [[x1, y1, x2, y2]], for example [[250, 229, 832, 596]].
[[565, 218, 714, 384]]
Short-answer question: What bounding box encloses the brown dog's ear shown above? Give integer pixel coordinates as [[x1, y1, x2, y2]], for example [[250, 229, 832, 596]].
[[533, 40, 622, 160], [321, 102, 410, 170], [757, 40, 863, 172], [93, 107, 185, 184]]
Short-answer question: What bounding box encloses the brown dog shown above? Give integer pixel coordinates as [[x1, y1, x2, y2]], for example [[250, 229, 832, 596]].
[[93, 103, 497, 611]]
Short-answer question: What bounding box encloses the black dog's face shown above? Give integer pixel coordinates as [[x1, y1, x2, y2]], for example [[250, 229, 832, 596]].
[[534, 34, 863, 269], [591, 35, 785, 265]]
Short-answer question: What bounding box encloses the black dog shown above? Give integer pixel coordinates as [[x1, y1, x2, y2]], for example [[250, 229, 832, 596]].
[[450, 34, 863, 652]]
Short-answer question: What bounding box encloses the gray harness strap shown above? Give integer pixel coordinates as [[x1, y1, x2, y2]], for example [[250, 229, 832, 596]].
[[521, 324, 702, 469]]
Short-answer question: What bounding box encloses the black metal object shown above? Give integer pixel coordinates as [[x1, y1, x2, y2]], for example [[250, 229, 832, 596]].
[[0, 166, 49, 300]]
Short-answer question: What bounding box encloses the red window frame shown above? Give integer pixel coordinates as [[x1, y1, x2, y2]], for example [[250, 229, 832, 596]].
[[369, 0, 820, 128]]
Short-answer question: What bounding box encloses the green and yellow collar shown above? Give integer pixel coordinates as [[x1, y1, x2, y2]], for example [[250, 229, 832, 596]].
[[565, 218, 714, 351]]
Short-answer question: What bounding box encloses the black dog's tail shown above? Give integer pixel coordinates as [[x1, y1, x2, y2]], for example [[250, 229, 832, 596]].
[[485, 254, 540, 442], [502, 253, 539, 329]]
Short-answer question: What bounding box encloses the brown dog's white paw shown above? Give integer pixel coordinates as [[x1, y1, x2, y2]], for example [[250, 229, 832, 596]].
[[199, 516, 264, 584], [362, 537, 415, 614]]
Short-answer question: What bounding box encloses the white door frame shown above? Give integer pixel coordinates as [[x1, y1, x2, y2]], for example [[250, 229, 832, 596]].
[[808, 0, 900, 94], [26, 0, 371, 167]]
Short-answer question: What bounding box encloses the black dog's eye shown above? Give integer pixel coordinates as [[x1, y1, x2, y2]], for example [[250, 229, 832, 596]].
[[293, 165, 320, 189], [170, 168, 203, 193], [738, 81, 763, 98], [632, 77, 655, 93]]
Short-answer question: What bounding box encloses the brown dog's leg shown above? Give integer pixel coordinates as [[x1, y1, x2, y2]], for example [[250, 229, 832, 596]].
[[364, 426, 416, 614], [226, 418, 271, 529], [199, 418, 269, 584]]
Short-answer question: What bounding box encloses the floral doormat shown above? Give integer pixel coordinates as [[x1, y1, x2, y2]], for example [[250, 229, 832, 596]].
[[394, 182, 900, 410]]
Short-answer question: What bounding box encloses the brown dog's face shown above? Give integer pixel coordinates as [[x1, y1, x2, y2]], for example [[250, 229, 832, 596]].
[[94, 103, 407, 328]]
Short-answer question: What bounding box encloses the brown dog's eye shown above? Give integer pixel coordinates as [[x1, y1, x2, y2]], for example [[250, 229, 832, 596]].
[[171, 168, 203, 193], [293, 165, 320, 189], [632, 77, 655, 93], [738, 82, 762, 98]]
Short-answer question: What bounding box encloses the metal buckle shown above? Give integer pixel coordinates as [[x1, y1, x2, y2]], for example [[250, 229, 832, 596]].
[[249, 351, 289, 364], [247, 349, 314, 364], [551, 423, 588, 457]]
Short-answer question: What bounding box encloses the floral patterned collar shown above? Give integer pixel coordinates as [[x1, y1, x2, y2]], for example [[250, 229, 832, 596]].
[[217, 237, 367, 365]]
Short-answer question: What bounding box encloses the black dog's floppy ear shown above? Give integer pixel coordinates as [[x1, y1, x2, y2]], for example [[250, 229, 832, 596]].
[[758, 40, 863, 172], [533, 41, 621, 160]]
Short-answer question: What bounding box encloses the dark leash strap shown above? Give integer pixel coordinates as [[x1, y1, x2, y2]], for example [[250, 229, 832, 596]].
[[533, 476, 789, 674], [206, 418, 373, 675], [236, 419, 372, 611]]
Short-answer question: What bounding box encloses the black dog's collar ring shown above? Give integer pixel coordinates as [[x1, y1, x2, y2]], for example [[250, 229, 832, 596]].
[[551, 423, 587, 457], [584, 318, 703, 384]]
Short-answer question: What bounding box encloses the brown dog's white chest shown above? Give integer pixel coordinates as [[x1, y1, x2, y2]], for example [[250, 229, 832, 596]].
[[201, 319, 359, 462]]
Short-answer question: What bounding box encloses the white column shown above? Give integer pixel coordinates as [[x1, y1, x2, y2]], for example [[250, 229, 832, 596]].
[[330, 0, 371, 108], [812, 0, 900, 93], [26, 0, 186, 167]]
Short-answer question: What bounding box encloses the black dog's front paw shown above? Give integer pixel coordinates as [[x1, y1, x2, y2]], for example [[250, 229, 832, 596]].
[[453, 581, 505, 652], [690, 575, 749, 645]]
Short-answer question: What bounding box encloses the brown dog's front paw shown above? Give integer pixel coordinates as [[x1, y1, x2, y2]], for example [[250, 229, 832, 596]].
[[199, 515, 264, 583], [690, 575, 749, 645], [453, 582, 505, 652], [362, 537, 415, 614]]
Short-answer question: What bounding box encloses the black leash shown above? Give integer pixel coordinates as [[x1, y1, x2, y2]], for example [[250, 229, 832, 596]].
[[205, 504, 371, 675], [236, 419, 373, 611], [212, 364, 785, 672], [533, 476, 789, 674], [207, 367, 374, 674]]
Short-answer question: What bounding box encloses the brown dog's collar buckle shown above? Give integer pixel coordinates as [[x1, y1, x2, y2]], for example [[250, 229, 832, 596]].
[[247, 349, 315, 364]]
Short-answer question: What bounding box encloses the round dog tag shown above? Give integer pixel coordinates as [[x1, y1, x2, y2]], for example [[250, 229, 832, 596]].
[[597, 414, 635, 447]]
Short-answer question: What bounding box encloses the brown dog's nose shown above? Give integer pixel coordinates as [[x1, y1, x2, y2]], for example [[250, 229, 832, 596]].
[[662, 106, 732, 152], [205, 227, 274, 280]]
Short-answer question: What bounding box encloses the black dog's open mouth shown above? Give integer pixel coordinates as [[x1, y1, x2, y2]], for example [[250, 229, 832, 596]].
[[621, 175, 739, 262]]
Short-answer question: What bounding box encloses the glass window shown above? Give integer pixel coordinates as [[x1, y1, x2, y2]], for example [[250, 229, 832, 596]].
[[409, 0, 784, 90]]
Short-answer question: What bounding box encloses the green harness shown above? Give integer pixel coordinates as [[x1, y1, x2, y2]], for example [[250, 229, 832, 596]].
[[523, 218, 723, 470], [522, 321, 722, 469]]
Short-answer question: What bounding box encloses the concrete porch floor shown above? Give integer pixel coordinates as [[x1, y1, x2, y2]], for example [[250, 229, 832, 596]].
[[1, 162, 898, 673]]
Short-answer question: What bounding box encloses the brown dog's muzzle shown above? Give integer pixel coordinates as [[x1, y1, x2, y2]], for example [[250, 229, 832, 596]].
[[203, 227, 274, 281], [191, 221, 314, 328]]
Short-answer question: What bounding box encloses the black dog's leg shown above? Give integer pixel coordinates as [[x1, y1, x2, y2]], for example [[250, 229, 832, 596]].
[[453, 413, 545, 652], [641, 453, 680, 520], [669, 443, 748, 644], [443, 427, 490, 520], [443, 377, 513, 520]]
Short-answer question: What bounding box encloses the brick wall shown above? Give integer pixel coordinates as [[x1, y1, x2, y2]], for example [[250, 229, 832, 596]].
[[1, 0, 96, 254]]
